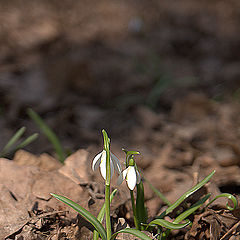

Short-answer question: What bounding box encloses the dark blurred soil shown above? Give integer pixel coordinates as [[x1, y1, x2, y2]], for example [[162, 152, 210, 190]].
[[0, 1, 240, 239]]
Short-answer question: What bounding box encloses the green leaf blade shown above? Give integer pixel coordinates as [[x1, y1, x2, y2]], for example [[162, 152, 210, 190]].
[[174, 193, 211, 223], [50, 193, 107, 240], [136, 181, 148, 230], [205, 193, 238, 211], [148, 219, 191, 230], [1, 126, 26, 156], [164, 170, 215, 215], [93, 189, 117, 240], [27, 108, 66, 163], [15, 133, 39, 150], [111, 228, 152, 240]]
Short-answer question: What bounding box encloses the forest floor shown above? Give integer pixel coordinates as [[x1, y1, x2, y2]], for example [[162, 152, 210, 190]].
[[0, 1, 240, 239]]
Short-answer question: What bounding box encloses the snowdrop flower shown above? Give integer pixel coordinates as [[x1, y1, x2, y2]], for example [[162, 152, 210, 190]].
[[118, 162, 141, 190], [92, 150, 122, 180]]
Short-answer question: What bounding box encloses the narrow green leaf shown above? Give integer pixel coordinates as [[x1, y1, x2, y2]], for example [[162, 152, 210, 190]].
[[99, 189, 117, 222], [15, 133, 39, 150], [164, 170, 215, 215], [1, 126, 26, 156], [50, 193, 107, 240], [144, 177, 171, 206], [174, 193, 211, 223], [27, 108, 66, 163], [136, 181, 148, 230], [205, 193, 238, 211], [148, 219, 190, 230], [93, 189, 117, 240], [111, 228, 152, 240], [101, 129, 111, 238], [159, 194, 212, 240]]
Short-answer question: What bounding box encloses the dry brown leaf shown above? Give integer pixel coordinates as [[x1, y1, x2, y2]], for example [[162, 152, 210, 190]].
[[171, 93, 215, 122], [135, 105, 163, 129], [14, 149, 62, 171], [0, 157, 89, 238], [14, 149, 40, 166], [38, 153, 62, 171], [0, 184, 29, 238], [58, 149, 90, 185], [185, 210, 239, 240]]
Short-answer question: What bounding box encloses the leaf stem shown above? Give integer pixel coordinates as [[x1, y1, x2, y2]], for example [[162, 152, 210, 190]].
[[130, 190, 140, 230], [93, 189, 117, 240], [105, 184, 111, 239], [102, 129, 111, 239]]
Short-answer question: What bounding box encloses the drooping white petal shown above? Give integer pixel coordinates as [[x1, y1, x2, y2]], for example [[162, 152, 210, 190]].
[[117, 172, 124, 185], [101, 150, 107, 162], [126, 166, 137, 190], [136, 169, 141, 184], [92, 151, 103, 171], [122, 168, 128, 179], [117, 168, 128, 185], [110, 152, 122, 174], [110, 160, 114, 178], [100, 151, 114, 180]]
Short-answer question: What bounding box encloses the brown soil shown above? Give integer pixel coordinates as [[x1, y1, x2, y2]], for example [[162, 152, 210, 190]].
[[0, 1, 240, 239]]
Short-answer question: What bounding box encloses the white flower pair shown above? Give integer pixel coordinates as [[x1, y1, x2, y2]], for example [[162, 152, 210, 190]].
[[92, 150, 140, 190]]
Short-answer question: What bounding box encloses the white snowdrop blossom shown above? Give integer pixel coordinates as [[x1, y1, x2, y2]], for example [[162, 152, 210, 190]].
[[117, 165, 141, 190], [92, 150, 122, 180]]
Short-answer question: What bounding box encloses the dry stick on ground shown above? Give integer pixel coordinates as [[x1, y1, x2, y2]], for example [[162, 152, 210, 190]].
[[220, 220, 240, 240]]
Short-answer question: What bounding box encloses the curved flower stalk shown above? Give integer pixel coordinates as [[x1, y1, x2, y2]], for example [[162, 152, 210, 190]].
[[92, 150, 122, 180], [118, 152, 144, 230]]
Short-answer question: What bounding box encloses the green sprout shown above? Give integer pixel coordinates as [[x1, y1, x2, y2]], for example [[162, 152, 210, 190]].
[[0, 126, 38, 157], [27, 108, 66, 163]]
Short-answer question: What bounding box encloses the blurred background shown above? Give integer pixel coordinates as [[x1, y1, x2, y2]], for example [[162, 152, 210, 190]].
[[0, 0, 240, 155]]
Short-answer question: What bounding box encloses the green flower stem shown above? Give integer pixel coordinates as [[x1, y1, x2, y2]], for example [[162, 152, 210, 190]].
[[102, 130, 111, 240], [136, 181, 148, 230], [27, 108, 66, 163], [130, 190, 140, 230], [105, 184, 111, 239], [93, 189, 117, 240]]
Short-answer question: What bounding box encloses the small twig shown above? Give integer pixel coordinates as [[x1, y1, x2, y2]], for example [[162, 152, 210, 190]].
[[220, 220, 240, 240], [193, 171, 199, 186]]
